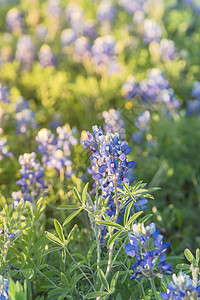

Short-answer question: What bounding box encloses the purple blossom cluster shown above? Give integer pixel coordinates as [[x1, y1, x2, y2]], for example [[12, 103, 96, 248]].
[[102, 109, 126, 139], [92, 35, 119, 74], [123, 69, 180, 109], [82, 126, 138, 238], [186, 81, 200, 116], [143, 19, 162, 44], [160, 272, 200, 299], [159, 39, 177, 61], [119, 0, 145, 16], [12, 152, 47, 203], [96, 0, 116, 24], [0, 84, 10, 103], [124, 223, 172, 280], [47, 0, 62, 18], [36, 125, 77, 177], [6, 7, 23, 33], [38, 44, 56, 68], [0, 136, 12, 161], [15, 35, 36, 69], [0, 275, 9, 300], [15, 97, 38, 135]]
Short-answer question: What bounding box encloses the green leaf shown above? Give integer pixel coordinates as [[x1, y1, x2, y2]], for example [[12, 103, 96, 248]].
[[82, 183, 89, 205], [67, 224, 78, 242], [127, 211, 143, 226], [84, 291, 109, 299], [139, 214, 153, 224], [61, 272, 69, 286], [45, 231, 63, 246], [97, 221, 123, 231], [110, 271, 119, 290], [73, 188, 82, 205], [176, 263, 190, 270], [107, 231, 122, 248], [196, 249, 199, 264], [98, 269, 109, 291], [21, 268, 34, 279], [44, 246, 62, 256], [57, 205, 80, 210], [123, 202, 133, 226], [54, 219, 65, 243], [184, 249, 194, 263], [63, 208, 82, 227]]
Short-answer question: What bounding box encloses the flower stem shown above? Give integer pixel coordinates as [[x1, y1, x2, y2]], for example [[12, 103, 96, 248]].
[[150, 277, 159, 300]]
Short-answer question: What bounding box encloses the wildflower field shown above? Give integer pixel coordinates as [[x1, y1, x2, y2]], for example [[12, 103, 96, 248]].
[[1, 0, 200, 299]]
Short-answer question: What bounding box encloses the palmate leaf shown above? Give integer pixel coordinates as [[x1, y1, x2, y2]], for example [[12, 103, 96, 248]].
[[73, 187, 82, 205]]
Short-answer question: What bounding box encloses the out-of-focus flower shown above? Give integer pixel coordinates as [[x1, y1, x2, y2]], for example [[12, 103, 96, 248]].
[[61, 29, 77, 47], [0, 275, 9, 300], [103, 109, 126, 138], [65, 3, 84, 35], [143, 19, 162, 44], [159, 39, 177, 61], [0, 84, 10, 103], [38, 44, 56, 68], [47, 0, 62, 17], [97, 0, 116, 23], [15, 35, 36, 69], [15, 97, 38, 135], [13, 152, 47, 203], [6, 7, 23, 33]]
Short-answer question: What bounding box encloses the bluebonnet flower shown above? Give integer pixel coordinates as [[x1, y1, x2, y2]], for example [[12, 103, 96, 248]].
[[61, 29, 77, 48], [47, 0, 62, 18], [133, 10, 145, 25], [119, 0, 144, 15], [35, 24, 48, 41], [0, 275, 9, 300], [0, 136, 12, 161], [122, 76, 139, 99], [15, 97, 38, 135], [102, 109, 126, 139], [96, 0, 116, 24], [191, 81, 200, 100], [82, 126, 136, 240], [38, 44, 56, 68], [65, 3, 84, 35], [6, 7, 23, 33], [160, 272, 200, 299], [36, 125, 77, 177], [83, 20, 97, 39], [143, 19, 162, 44], [135, 111, 151, 130], [92, 35, 119, 74], [186, 99, 200, 117], [74, 37, 91, 60], [0, 85, 10, 103], [12, 152, 47, 203], [15, 35, 36, 69], [124, 223, 172, 279], [159, 39, 177, 61]]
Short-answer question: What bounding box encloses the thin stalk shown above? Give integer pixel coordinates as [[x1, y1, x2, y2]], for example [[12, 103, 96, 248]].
[[95, 182, 101, 272], [150, 277, 159, 300], [65, 247, 96, 292]]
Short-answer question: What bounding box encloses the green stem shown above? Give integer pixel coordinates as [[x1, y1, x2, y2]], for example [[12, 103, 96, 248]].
[[65, 247, 96, 292], [150, 277, 159, 300]]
